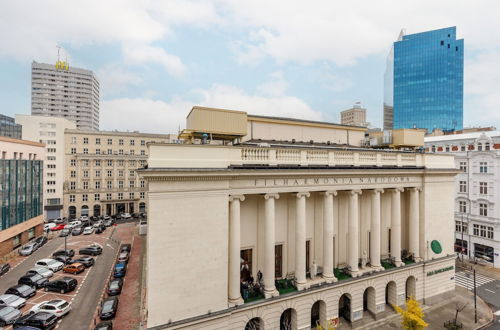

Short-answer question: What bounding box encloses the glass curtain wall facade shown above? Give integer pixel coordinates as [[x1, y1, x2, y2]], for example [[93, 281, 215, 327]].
[[0, 114, 22, 139], [0, 159, 43, 230], [384, 27, 464, 132]]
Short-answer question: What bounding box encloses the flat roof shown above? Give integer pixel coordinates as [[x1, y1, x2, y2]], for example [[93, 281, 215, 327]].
[[248, 114, 366, 131], [0, 136, 45, 147], [65, 129, 171, 138], [425, 131, 500, 143]]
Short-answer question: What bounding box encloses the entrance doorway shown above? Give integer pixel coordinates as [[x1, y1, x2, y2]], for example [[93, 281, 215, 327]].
[[386, 281, 397, 308], [245, 317, 262, 330], [311, 300, 326, 328], [106, 204, 112, 216], [339, 293, 351, 322], [116, 203, 126, 214], [139, 202, 146, 213], [93, 204, 101, 217], [129, 202, 134, 214], [406, 276, 416, 299], [68, 206, 76, 220], [363, 287, 376, 316], [280, 308, 296, 330]]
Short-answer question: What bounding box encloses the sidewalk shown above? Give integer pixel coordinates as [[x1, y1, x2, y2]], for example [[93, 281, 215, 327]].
[[365, 286, 493, 330]]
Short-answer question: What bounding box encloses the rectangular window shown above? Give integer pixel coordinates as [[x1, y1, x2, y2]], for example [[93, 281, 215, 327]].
[[71, 137, 77, 144], [119, 139, 124, 146], [107, 181, 113, 189], [478, 144, 483, 151], [118, 193, 123, 200], [96, 138, 101, 145], [479, 182, 488, 195], [106, 193, 112, 200], [480, 162, 488, 173], [83, 159, 89, 166], [140, 192, 145, 199], [107, 170, 113, 177], [83, 137, 88, 144], [140, 150, 145, 155], [95, 170, 101, 177], [129, 180, 135, 188], [130, 150, 135, 155], [95, 160, 101, 166], [70, 170, 76, 178], [461, 145, 466, 151], [96, 149, 101, 155], [69, 195, 75, 202], [82, 194, 88, 202], [12, 234, 21, 248], [129, 160, 136, 166], [240, 249, 252, 281], [473, 224, 479, 236], [118, 160, 124, 167], [480, 225, 486, 237], [118, 181, 124, 188], [275, 244, 283, 278], [459, 162, 467, 172], [70, 182, 76, 190], [83, 182, 89, 189], [129, 192, 135, 199], [459, 201, 466, 213], [118, 170, 124, 177], [130, 140, 135, 146], [83, 170, 89, 178], [140, 180, 145, 188], [95, 193, 100, 201], [487, 227, 494, 239], [107, 138, 113, 145], [479, 203, 488, 216], [71, 148, 76, 154], [459, 181, 466, 193], [95, 181, 101, 189], [485, 143, 491, 151], [108, 149, 112, 155], [107, 160, 113, 166], [129, 170, 135, 177], [83, 148, 88, 154], [141, 140, 146, 146]]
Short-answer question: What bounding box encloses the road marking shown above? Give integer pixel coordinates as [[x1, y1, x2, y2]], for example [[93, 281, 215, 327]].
[[106, 244, 114, 249], [455, 271, 496, 291], [485, 289, 496, 294]]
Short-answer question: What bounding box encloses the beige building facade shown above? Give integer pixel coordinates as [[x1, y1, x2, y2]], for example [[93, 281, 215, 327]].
[[63, 129, 170, 219], [142, 108, 458, 330], [340, 104, 368, 127]]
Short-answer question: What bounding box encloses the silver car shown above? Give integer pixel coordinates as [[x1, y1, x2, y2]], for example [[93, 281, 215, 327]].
[[26, 266, 54, 279], [0, 294, 26, 309], [19, 242, 38, 256], [0, 305, 21, 326]]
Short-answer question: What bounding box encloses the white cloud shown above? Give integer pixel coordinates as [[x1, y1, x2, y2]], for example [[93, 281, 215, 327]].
[[97, 64, 143, 96], [101, 83, 323, 133], [256, 71, 287, 96], [123, 45, 186, 77]]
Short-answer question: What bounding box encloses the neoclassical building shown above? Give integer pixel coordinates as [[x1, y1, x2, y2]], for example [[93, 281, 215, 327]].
[[142, 107, 457, 330]]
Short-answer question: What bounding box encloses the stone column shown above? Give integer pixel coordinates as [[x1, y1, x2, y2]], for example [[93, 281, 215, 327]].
[[409, 188, 421, 261], [348, 190, 362, 276], [295, 192, 310, 290], [391, 188, 404, 267], [322, 191, 337, 282], [228, 195, 244, 306], [370, 189, 384, 271], [264, 193, 279, 298]]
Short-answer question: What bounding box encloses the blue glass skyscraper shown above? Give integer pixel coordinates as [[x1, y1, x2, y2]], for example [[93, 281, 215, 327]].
[[383, 27, 463, 132]]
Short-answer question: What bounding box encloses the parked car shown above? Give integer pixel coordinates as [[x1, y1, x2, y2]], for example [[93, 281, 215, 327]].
[[35, 259, 64, 272], [68, 220, 82, 228], [34, 236, 48, 248], [0, 294, 26, 309], [52, 249, 75, 258], [79, 245, 102, 256], [72, 227, 83, 236], [14, 311, 58, 330], [103, 220, 113, 227], [50, 224, 65, 231], [63, 263, 85, 275], [18, 274, 48, 289], [43, 223, 56, 232], [122, 213, 131, 219], [29, 299, 71, 318], [94, 321, 113, 330], [103, 215, 111, 221], [119, 244, 131, 253], [59, 229, 71, 237], [99, 296, 119, 320], [140, 212, 147, 218], [0, 263, 10, 276], [79, 215, 89, 221], [117, 252, 129, 264], [44, 277, 77, 294], [72, 256, 94, 268], [106, 278, 123, 296], [5, 284, 36, 299], [83, 226, 94, 235], [53, 217, 64, 224], [0, 305, 21, 326], [95, 226, 104, 234], [113, 263, 127, 278], [54, 256, 73, 265], [131, 213, 139, 218], [26, 267, 53, 279], [19, 243, 38, 256]]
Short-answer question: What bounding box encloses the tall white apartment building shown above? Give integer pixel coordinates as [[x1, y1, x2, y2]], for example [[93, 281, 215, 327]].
[[425, 131, 500, 268], [15, 115, 76, 220], [31, 61, 100, 131]]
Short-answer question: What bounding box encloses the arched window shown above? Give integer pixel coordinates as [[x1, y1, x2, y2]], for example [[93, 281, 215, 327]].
[[81, 205, 89, 216]]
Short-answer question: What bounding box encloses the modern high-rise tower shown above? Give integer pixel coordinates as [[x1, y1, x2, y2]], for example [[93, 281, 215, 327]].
[[384, 27, 463, 133], [31, 61, 100, 130]]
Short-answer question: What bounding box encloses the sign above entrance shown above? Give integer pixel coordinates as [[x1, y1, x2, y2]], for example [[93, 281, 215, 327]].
[[253, 176, 413, 187]]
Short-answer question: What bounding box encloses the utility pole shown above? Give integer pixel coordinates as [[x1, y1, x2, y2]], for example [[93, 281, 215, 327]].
[[474, 269, 477, 324], [461, 213, 464, 262]]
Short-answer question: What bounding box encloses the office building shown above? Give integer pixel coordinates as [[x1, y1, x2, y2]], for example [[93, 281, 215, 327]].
[[31, 61, 100, 131], [425, 131, 500, 268], [384, 27, 464, 132], [340, 103, 368, 127], [15, 115, 76, 220], [0, 137, 44, 258], [63, 129, 171, 219], [0, 114, 22, 139], [142, 107, 457, 329]]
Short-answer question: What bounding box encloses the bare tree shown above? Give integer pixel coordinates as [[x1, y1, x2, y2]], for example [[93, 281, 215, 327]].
[[454, 301, 468, 325]]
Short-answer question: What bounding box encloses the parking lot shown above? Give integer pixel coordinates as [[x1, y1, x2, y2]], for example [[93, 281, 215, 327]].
[[0, 224, 120, 329]]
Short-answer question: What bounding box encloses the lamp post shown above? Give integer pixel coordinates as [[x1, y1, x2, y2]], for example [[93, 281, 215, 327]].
[[474, 269, 477, 324]]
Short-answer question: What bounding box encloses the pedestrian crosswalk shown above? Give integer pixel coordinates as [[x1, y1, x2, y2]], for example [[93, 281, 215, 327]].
[[455, 270, 495, 290]]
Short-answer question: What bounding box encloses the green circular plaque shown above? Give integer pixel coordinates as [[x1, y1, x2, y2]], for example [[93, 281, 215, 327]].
[[431, 240, 442, 254]]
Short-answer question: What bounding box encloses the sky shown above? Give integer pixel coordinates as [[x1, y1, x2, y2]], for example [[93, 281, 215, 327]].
[[0, 0, 499, 134]]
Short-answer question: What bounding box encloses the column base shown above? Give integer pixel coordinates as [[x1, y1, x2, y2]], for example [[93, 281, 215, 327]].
[[370, 265, 385, 272], [322, 274, 338, 283], [264, 288, 279, 299], [394, 260, 404, 267], [228, 297, 244, 307], [347, 269, 361, 278], [414, 256, 422, 262], [296, 281, 310, 291]]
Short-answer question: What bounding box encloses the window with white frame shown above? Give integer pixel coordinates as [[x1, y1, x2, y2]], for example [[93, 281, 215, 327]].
[[96, 149, 101, 155], [459, 181, 466, 193], [459, 162, 467, 172], [459, 201, 467, 213], [118, 193, 123, 200], [83, 182, 88, 189], [478, 144, 483, 151], [107, 138, 112, 145], [485, 143, 491, 151], [107, 160, 113, 166], [106, 193, 112, 200], [461, 145, 466, 151], [140, 192, 145, 199], [83, 137, 88, 144], [479, 182, 488, 195], [96, 138, 101, 145], [480, 162, 488, 173], [83, 170, 89, 178], [473, 224, 479, 236], [141, 140, 145, 146], [95, 194, 100, 201], [140, 150, 145, 155], [479, 203, 488, 216], [119, 139, 124, 146], [487, 227, 494, 239], [71, 148, 76, 154], [83, 148, 88, 154], [480, 225, 486, 237], [70, 159, 76, 167], [118, 181, 124, 188], [107, 181, 113, 189], [107, 170, 112, 177], [82, 194, 88, 202], [71, 137, 77, 144], [70, 170, 76, 178], [129, 181, 135, 188], [83, 159, 89, 166], [95, 170, 101, 177], [129, 192, 134, 199], [95, 160, 101, 166], [95, 181, 101, 189], [130, 140, 135, 146], [69, 195, 75, 202], [431, 145, 436, 152], [140, 180, 145, 188]]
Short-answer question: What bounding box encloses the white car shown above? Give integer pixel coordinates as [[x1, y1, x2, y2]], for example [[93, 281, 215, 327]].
[[122, 213, 132, 219], [79, 216, 89, 221], [83, 226, 94, 235], [103, 215, 111, 221], [93, 221, 103, 228], [26, 266, 54, 278], [68, 220, 82, 228], [43, 223, 56, 231], [35, 258, 64, 272], [29, 299, 71, 318], [0, 294, 26, 309]]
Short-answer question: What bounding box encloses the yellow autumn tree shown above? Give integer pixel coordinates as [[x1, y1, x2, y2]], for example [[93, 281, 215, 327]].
[[393, 296, 429, 330]]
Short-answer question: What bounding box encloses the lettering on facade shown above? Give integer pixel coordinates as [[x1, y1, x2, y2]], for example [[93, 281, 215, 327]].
[[427, 265, 454, 276], [254, 176, 411, 187]]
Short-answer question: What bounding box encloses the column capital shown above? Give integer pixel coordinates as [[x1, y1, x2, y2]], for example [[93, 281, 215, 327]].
[[296, 192, 311, 199], [390, 187, 404, 193], [229, 194, 245, 202], [371, 188, 384, 195], [349, 189, 362, 196], [264, 193, 280, 200], [407, 187, 422, 192], [321, 190, 337, 197]]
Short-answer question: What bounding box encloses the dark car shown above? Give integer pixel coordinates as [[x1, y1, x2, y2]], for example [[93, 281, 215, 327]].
[[99, 297, 119, 320], [0, 305, 21, 326], [0, 263, 10, 276], [18, 274, 48, 289], [79, 246, 102, 256], [52, 249, 75, 258], [5, 284, 36, 299], [94, 321, 113, 330], [95, 226, 104, 234], [113, 263, 127, 278], [14, 311, 58, 330], [72, 256, 95, 268], [44, 277, 77, 294], [119, 244, 131, 253], [71, 227, 83, 236], [35, 236, 48, 248], [107, 278, 123, 296], [54, 255, 73, 265], [59, 229, 71, 237]]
